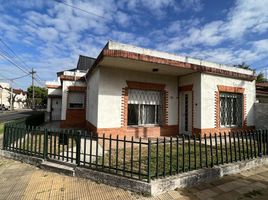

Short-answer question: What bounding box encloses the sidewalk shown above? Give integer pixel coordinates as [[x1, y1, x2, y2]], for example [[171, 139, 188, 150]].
[[0, 156, 268, 200]]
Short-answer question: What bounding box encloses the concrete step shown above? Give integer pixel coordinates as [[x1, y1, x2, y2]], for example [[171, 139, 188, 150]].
[[40, 161, 75, 176]]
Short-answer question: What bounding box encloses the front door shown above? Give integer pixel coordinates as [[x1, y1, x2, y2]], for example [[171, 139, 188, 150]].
[[51, 98, 62, 121], [179, 91, 192, 135]]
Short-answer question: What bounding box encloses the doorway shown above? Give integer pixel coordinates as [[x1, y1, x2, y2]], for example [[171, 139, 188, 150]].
[[179, 91, 192, 135], [51, 98, 62, 121]]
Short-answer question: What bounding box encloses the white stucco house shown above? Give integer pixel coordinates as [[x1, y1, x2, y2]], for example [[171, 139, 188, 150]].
[[0, 82, 27, 109], [46, 41, 256, 138]]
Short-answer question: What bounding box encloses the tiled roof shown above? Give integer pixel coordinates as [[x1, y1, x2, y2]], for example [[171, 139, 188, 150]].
[[77, 55, 96, 71]]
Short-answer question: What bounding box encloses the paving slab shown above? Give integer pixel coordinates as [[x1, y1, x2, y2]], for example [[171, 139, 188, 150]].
[[1, 156, 268, 199]]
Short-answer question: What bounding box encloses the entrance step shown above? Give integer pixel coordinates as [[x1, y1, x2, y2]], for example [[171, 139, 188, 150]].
[[40, 161, 75, 176]]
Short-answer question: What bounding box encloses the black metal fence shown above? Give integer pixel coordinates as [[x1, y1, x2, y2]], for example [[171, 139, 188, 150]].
[[2, 124, 268, 183]]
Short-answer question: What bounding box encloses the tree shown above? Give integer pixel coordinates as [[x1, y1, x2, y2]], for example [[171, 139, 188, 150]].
[[7, 92, 17, 109], [27, 86, 48, 107], [234, 62, 266, 83]]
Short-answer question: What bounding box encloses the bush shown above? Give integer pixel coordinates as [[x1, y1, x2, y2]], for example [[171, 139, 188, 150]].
[[8, 112, 45, 127], [25, 112, 45, 126]]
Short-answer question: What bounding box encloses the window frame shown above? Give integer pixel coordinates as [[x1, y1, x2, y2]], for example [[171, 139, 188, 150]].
[[67, 91, 85, 110], [219, 92, 243, 128], [127, 89, 163, 127]]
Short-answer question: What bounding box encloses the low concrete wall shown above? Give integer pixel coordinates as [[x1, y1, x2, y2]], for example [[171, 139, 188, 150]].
[[0, 150, 44, 166], [255, 103, 268, 130], [1, 149, 268, 196]]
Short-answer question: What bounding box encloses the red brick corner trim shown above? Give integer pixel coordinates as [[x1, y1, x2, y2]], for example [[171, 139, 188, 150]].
[[217, 85, 245, 93]]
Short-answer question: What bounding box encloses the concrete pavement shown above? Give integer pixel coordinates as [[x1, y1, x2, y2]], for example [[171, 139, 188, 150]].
[[1, 156, 268, 199]]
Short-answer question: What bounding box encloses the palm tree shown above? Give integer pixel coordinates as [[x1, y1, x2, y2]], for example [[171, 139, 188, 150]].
[[234, 62, 266, 83]]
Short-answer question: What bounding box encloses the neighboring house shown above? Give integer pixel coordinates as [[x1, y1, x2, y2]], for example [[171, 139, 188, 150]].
[[256, 82, 268, 103], [46, 41, 256, 137], [0, 82, 10, 107], [0, 82, 27, 109], [46, 55, 95, 126], [13, 89, 27, 109]]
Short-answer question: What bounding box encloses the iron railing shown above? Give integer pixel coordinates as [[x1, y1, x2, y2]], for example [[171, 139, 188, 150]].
[[2, 124, 268, 183]]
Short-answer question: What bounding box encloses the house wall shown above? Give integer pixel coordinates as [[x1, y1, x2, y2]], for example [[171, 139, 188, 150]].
[[0, 82, 10, 107], [89, 66, 179, 137], [86, 69, 100, 128], [199, 73, 256, 134], [61, 80, 86, 120]]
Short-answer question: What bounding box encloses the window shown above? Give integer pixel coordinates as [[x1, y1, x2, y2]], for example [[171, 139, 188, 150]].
[[68, 92, 85, 109], [127, 89, 162, 126], [220, 92, 243, 127]]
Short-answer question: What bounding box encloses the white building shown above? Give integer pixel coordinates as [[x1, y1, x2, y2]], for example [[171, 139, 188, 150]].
[[0, 82, 10, 107], [46, 41, 256, 138], [0, 82, 27, 109]]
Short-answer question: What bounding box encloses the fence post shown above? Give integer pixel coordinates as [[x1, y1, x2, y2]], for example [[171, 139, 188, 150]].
[[2, 124, 7, 149], [43, 128, 48, 159], [147, 138, 151, 183], [76, 130, 81, 166]]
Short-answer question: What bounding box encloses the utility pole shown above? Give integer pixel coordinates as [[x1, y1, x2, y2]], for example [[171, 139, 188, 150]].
[[30, 68, 36, 110]]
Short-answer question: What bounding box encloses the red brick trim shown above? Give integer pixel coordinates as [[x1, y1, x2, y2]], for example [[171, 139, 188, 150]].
[[215, 91, 220, 128], [243, 94, 247, 127], [163, 90, 168, 125], [121, 87, 128, 127], [217, 85, 245, 93], [193, 126, 255, 137], [178, 84, 193, 92], [85, 122, 178, 138], [192, 90, 194, 134], [126, 81, 165, 90], [46, 85, 61, 89], [100, 49, 255, 81], [60, 75, 85, 81], [68, 86, 87, 92]]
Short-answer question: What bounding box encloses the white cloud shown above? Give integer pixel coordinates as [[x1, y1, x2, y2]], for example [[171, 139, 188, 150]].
[[182, 0, 203, 12]]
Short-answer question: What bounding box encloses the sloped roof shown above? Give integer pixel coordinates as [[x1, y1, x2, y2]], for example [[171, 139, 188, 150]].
[[77, 55, 96, 71]]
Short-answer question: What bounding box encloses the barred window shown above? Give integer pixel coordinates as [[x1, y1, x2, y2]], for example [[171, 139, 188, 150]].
[[127, 89, 163, 126], [220, 92, 243, 127], [68, 92, 85, 109]]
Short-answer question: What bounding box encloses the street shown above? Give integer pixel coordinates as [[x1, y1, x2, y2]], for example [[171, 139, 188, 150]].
[[0, 110, 37, 123]]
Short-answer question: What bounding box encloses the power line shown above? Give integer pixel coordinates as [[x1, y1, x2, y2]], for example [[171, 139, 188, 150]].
[[0, 38, 31, 71], [0, 51, 30, 75], [0, 74, 30, 81], [53, 0, 105, 19]]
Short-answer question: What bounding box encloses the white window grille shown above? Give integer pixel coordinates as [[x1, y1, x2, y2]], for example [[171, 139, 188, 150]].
[[68, 92, 85, 109], [127, 89, 163, 126], [220, 92, 243, 127]]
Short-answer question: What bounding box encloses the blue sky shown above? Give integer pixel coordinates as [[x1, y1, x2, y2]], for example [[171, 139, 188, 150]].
[[0, 0, 268, 90]]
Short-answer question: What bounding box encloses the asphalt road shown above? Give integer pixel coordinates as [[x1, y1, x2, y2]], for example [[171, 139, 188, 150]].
[[0, 110, 37, 123]]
